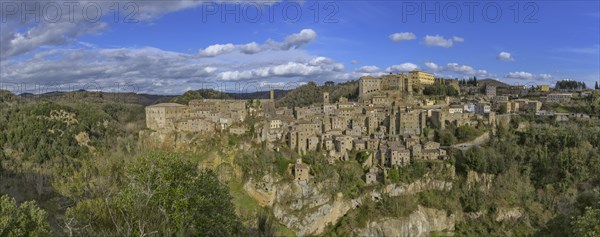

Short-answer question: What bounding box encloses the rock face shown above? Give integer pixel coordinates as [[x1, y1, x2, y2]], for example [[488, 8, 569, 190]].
[[385, 163, 455, 197], [466, 170, 495, 192], [244, 177, 276, 207], [384, 178, 452, 197], [245, 176, 356, 236], [495, 207, 523, 222], [357, 206, 455, 237], [271, 181, 354, 236]]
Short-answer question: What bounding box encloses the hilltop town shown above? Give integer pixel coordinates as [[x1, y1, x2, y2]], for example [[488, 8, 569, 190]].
[[145, 70, 599, 184]]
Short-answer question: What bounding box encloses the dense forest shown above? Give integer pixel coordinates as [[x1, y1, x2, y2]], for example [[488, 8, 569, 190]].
[[555, 80, 588, 90], [1, 88, 600, 236]]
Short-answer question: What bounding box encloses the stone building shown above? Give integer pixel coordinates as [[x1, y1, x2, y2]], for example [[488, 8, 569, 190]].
[[365, 167, 379, 185], [145, 103, 188, 131], [358, 73, 414, 99], [389, 148, 410, 167], [486, 85, 497, 97], [398, 108, 426, 135], [546, 93, 573, 103], [410, 70, 435, 86], [294, 159, 310, 181]]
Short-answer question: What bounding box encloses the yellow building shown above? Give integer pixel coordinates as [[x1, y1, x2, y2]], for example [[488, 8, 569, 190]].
[[539, 85, 550, 92], [410, 70, 435, 86]]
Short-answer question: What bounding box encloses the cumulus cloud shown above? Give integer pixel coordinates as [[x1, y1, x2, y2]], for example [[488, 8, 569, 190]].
[[505, 72, 554, 81], [444, 63, 478, 75], [425, 61, 493, 78], [197, 29, 318, 57], [506, 71, 534, 80], [281, 29, 317, 50], [389, 32, 416, 42], [386, 63, 419, 72], [217, 58, 343, 81], [199, 44, 236, 57], [1, 45, 355, 94], [240, 42, 261, 54], [356, 66, 381, 73], [497, 51, 514, 61], [2, 21, 107, 59], [424, 62, 440, 71], [423, 35, 463, 48]]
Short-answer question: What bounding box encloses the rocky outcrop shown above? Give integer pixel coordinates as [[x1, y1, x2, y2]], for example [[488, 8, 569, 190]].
[[271, 181, 354, 236], [244, 177, 276, 207], [464, 211, 484, 220], [384, 163, 455, 197], [495, 207, 523, 222], [244, 177, 355, 236], [466, 171, 495, 192], [357, 206, 455, 237], [385, 178, 453, 197]]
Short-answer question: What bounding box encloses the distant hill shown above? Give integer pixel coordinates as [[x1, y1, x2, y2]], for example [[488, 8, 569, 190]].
[[4, 81, 359, 108], [227, 89, 289, 100], [477, 78, 510, 88], [171, 89, 232, 105], [18, 91, 173, 106], [0, 90, 18, 103]]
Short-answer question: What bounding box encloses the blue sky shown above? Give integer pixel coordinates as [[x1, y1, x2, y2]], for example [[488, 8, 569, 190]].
[[1, 1, 599, 94]]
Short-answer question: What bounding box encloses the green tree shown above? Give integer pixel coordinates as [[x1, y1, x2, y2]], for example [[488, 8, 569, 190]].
[[0, 195, 50, 237], [595, 81, 599, 90], [388, 168, 400, 183], [572, 205, 600, 237], [355, 151, 370, 164], [65, 152, 243, 236]]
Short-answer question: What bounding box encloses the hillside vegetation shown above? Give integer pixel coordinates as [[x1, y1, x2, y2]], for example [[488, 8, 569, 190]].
[[276, 81, 359, 107]]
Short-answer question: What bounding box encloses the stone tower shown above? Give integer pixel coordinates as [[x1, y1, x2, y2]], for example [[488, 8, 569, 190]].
[[323, 92, 330, 104]]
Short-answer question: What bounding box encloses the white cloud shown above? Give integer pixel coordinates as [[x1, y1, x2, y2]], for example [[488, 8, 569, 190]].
[[389, 32, 416, 42], [424, 35, 463, 48], [351, 60, 360, 65], [309, 56, 334, 65], [452, 36, 464, 42], [204, 67, 217, 74], [538, 74, 552, 80], [386, 63, 419, 72], [281, 29, 317, 50], [199, 29, 318, 57], [424, 62, 440, 71], [444, 63, 476, 74], [506, 71, 534, 80], [425, 61, 493, 78], [356, 66, 381, 73], [497, 51, 514, 61], [505, 72, 554, 81], [199, 44, 236, 57], [217, 59, 343, 81], [1, 45, 352, 94], [240, 42, 261, 54]]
